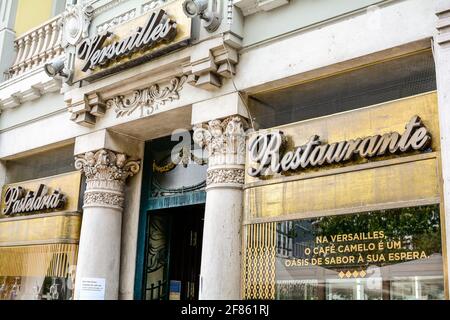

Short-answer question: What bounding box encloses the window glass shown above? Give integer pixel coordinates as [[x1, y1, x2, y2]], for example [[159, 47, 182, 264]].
[[275, 205, 444, 300], [248, 51, 436, 129], [5, 144, 75, 183]]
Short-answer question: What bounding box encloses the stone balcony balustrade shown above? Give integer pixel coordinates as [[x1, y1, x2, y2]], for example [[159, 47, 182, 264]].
[[7, 14, 63, 80]]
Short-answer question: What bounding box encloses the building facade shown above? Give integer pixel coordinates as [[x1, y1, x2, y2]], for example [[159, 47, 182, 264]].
[[0, 0, 450, 300]]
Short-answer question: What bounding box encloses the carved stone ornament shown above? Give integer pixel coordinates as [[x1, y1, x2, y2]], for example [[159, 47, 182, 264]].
[[74, 149, 140, 209], [193, 116, 248, 187], [193, 116, 248, 162], [61, 3, 94, 48], [206, 168, 245, 185], [107, 76, 187, 117], [83, 191, 125, 208], [74, 149, 140, 184]]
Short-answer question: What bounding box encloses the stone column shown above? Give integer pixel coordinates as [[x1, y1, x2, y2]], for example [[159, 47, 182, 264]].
[[0, 160, 6, 186], [73, 149, 140, 300], [193, 115, 248, 299], [0, 0, 17, 77]]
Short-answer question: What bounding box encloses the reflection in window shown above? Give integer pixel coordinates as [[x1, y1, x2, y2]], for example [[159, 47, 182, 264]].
[[0, 244, 78, 300], [275, 205, 444, 300]]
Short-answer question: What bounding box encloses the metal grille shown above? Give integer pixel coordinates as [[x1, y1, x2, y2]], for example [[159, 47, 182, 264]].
[[242, 222, 276, 300]]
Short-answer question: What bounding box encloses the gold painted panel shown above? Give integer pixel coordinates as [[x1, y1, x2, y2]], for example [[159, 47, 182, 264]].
[[245, 92, 440, 185], [0, 171, 82, 218], [0, 243, 78, 277], [73, 0, 192, 82], [0, 214, 81, 246], [245, 156, 440, 221], [242, 222, 276, 299]]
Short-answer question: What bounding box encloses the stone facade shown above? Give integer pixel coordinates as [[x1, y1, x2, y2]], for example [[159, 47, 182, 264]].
[[0, 0, 449, 301]]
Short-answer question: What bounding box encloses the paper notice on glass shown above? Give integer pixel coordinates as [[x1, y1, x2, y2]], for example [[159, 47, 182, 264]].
[[79, 278, 106, 300]]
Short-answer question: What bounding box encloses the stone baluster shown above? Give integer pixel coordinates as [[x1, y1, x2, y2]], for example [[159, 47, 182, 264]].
[[38, 23, 53, 64], [24, 30, 39, 70], [33, 27, 46, 66], [46, 20, 59, 60], [10, 38, 24, 75], [16, 34, 32, 74]]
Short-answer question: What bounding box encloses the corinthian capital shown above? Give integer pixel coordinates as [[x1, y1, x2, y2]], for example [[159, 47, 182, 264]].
[[74, 149, 140, 183], [193, 115, 248, 167], [193, 115, 248, 188], [74, 149, 140, 209]]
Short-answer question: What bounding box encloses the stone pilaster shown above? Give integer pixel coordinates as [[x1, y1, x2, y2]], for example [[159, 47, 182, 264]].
[[73, 149, 140, 300], [193, 115, 248, 299], [434, 0, 450, 299]]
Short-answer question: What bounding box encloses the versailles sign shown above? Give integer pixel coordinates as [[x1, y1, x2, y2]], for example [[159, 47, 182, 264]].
[[73, 3, 191, 82], [248, 115, 431, 177], [77, 9, 176, 72]]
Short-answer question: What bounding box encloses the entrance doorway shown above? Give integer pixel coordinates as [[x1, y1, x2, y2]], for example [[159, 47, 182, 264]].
[[144, 204, 204, 300]]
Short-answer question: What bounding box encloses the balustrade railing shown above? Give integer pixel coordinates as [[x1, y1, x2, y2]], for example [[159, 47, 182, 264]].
[[7, 14, 63, 80]]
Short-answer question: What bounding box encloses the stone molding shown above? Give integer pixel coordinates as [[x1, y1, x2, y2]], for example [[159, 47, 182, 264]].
[[74, 149, 140, 209], [193, 115, 248, 187], [0, 69, 62, 113], [68, 92, 106, 127], [234, 0, 289, 16], [206, 167, 245, 186], [182, 36, 241, 90], [436, 1, 450, 47], [83, 191, 125, 209]]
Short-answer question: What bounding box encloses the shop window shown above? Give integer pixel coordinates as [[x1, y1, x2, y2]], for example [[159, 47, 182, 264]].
[[242, 204, 444, 300], [248, 51, 436, 129], [5, 144, 75, 183], [0, 244, 78, 300]]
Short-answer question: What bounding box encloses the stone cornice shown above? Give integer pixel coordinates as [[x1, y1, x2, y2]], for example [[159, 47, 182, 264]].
[[436, 0, 450, 46], [0, 67, 62, 113]]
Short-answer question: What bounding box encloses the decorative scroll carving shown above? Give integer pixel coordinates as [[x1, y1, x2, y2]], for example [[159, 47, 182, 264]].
[[107, 76, 187, 117]]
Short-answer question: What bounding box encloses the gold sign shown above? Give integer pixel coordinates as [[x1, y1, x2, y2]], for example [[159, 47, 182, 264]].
[[248, 115, 431, 178], [73, 1, 191, 82], [0, 171, 82, 218]]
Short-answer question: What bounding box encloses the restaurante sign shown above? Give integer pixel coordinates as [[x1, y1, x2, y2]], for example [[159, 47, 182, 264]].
[[247, 115, 431, 177]]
